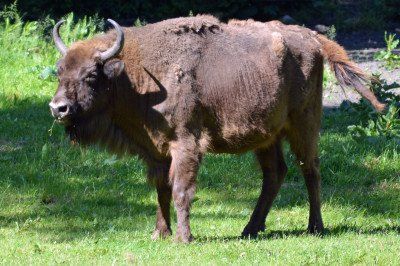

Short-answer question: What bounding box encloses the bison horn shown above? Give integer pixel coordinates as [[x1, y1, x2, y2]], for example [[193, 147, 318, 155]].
[[99, 19, 125, 61], [52, 20, 68, 55], [52, 19, 124, 59]]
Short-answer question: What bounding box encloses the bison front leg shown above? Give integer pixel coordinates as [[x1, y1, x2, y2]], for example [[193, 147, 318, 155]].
[[152, 176, 172, 240], [148, 164, 173, 240], [169, 140, 201, 243]]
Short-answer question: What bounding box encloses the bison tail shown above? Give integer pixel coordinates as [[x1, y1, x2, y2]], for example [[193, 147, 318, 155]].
[[317, 34, 386, 112]]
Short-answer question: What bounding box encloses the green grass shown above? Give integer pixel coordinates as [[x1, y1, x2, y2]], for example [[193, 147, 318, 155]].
[[0, 16, 399, 265]]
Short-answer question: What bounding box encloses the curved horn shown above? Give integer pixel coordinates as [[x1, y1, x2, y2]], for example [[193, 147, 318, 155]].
[[53, 20, 68, 55], [99, 19, 125, 61]]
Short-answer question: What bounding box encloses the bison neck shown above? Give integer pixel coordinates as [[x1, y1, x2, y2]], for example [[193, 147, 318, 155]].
[[68, 76, 170, 167], [111, 73, 171, 160]]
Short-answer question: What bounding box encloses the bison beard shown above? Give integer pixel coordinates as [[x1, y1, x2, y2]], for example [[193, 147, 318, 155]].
[[65, 114, 133, 155], [64, 117, 95, 146], [50, 15, 385, 243], [65, 114, 102, 145]]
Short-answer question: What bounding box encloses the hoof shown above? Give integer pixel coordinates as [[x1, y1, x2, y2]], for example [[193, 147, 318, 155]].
[[241, 224, 265, 238], [307, 223, 324, 235], [258, 223, 266, 232], [151, 228, 172, 240], [174, 233, 193, 243]]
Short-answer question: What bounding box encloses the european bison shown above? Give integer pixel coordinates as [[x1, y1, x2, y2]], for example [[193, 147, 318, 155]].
[[49, 15, 384, 243]]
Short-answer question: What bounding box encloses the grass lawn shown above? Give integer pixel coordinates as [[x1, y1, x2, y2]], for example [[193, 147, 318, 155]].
[[0, 17, 399, 265]]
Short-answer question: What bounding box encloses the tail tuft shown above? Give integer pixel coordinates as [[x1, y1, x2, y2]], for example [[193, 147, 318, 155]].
[[317, 35, 386, 112]]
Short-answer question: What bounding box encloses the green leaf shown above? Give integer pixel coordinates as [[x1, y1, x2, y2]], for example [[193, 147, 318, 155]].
[[103, 155, 118, 166], [39, 66, 56, 80]]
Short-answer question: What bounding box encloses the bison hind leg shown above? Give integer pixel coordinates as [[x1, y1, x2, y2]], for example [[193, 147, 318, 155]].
[[241, 138, 287, 238], [286, 93, 324, 234]]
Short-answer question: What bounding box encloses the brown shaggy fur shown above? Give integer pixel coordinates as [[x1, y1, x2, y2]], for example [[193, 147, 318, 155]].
[[50, 15, 385, 243]]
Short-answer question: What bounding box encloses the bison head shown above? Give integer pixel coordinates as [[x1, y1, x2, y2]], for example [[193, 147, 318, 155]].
[[49, 19, 125, 126]]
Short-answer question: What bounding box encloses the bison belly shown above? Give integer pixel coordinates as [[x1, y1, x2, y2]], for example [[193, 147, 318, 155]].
[[197, 56, 289, 154]]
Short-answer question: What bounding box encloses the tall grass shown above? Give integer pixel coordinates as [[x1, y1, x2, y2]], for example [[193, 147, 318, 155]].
[[0, 9, 102, 101]]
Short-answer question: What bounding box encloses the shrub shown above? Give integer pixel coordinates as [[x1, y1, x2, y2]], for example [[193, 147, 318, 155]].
[[326, 25, 336, 40], [346, 74, 400, 140], [374, 32, 400, 70], [0, 4, 103, 88]]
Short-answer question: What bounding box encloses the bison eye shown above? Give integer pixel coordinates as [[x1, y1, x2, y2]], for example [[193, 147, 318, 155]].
[[56, 67, 63, 76], [84, 73, 97, 84]]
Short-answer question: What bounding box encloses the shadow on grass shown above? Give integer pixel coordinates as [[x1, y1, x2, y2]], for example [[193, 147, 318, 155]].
[[196, 224, 400, 243], [0, 98, 399, 241]]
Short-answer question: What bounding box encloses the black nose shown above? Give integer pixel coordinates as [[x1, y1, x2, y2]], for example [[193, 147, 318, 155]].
[[49, 101, 71, 119]]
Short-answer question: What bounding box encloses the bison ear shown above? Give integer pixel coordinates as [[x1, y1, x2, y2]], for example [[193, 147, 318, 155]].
[[103, 59, 125, 79]]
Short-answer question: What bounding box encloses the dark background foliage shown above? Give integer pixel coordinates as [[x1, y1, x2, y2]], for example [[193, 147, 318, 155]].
[[1, 0, 399, 30]]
